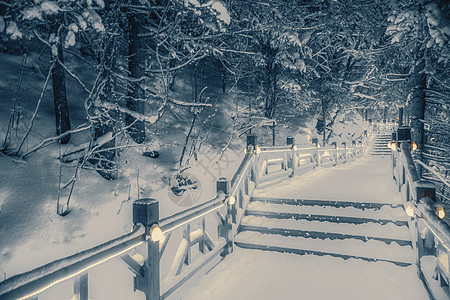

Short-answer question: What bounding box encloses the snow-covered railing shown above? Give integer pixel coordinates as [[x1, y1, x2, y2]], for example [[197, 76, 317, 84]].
[[0, 225, 147, 299], [0, 131, 370, 300], [0, 149, 256, 300], [253, 137, 364, 188], [391, 128, 450, 299], [0, 189, 239, 300]]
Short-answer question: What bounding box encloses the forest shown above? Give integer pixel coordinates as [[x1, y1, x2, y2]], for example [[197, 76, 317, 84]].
[[0, 0, 449, 215]]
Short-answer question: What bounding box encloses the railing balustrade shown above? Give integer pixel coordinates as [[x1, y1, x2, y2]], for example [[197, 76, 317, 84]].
[[0, 128, 371, 300], [391, 126, 450, 299]]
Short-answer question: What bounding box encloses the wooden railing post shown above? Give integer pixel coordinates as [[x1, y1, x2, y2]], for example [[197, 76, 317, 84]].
[[351, 141, 356, 159], [398, 107, 403, 127], [253, 154, 260, 189], [287, 136, 296, 176], [74, 272, 88, 300], [312, 138, 320, 166], [217, 178, 233, 256], [331, 142, 337, 165], [184, 224, 192, 266], [244, 169, 249, 195], [342, 142, 347, 163], [132, 199, 160, 300], [248, 135, 259, 188], [358, 140, 362, 157], [247, 134, 257, 149]]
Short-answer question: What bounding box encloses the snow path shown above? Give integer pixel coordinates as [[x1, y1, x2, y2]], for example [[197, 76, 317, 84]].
[[254, 155, 401, 203], [171, 156, 429, 299], [177, 248, 428, 300]]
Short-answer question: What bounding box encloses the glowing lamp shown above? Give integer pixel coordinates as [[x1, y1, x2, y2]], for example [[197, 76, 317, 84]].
[[228, 195, 236, 205], [150, 224, 164, 242], [388, 142, 392, 149], [405, 203, 414, 218], [244, 147, 247, 154], [255, 146, 261, 155], [390, 142, 397, 150], [436, 207, 445, 219], [293, 145, 297, 151], [411, 141, 418, 151]]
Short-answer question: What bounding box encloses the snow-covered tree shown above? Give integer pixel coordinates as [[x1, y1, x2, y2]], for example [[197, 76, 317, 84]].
[[1, 0, 106, 146], [386, 0, 450, 157], [221, 1, 313, 120]]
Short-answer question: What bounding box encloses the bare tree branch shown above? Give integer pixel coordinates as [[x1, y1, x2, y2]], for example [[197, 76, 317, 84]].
[[16, 62, 55, 155]]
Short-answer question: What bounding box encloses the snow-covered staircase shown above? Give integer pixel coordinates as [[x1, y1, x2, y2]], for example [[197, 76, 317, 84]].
[[369, 133, 392, 156], [235, 197, 415, 266]]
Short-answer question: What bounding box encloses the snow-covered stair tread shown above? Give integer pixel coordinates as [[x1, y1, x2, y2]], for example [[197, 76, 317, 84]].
[[235, 231, 415, 265], [246, 201, 408, 222], [251, 197, 402, 208], [240, 216, 411, 242], [369, 134, 392, 156]]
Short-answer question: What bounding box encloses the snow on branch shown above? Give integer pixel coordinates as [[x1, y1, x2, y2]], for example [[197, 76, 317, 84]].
[[415, 159, 450, 188], [168, 98, 212, 108], [22, 123, 92, 158], [99, 102, 159, 124], [353, 93, 378, 101], [146, 51, 208, 74], [16, 61, 54, 155]]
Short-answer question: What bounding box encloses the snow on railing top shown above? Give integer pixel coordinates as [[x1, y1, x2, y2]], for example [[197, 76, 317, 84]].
[[159, 193, 226, 233], [0, 225, 146, 299]]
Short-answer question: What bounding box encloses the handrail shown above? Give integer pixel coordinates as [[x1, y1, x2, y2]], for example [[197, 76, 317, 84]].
[[0, 225, 146, 299], [259, 145, 291, 152], [415, 198, 450, 250], [230, 151, 253, 192], [400, 143, 421, 184], [160, 194, 226, 233], [159, 193, 226, 230]]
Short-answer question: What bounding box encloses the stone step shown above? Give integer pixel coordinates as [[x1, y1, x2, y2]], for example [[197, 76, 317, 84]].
[[235, 231, 415, 266], [239, 215, 411, 245], [250, 197, 402, 210], [245, 201, 408, 225]]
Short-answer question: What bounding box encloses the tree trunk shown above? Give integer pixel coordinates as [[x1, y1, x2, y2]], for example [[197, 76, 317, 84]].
[[410, 55, 426, 175], [409, 2, 428, 177], [51, 29, 71, 144], [264, 54, 278, 119], [322, 98, 326, 146], [126, 5, 146, 144], [89, 38, 118, 180]]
